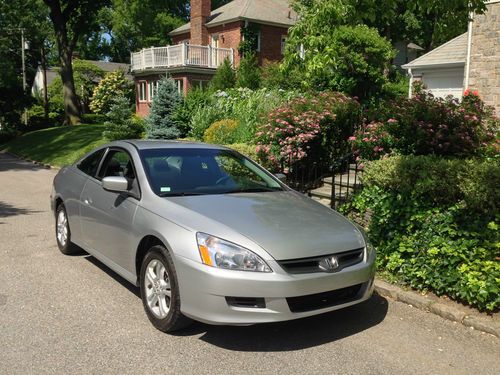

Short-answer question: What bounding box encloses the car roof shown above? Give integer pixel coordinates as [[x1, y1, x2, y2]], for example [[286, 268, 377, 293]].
[[114, 140, 231, 151]]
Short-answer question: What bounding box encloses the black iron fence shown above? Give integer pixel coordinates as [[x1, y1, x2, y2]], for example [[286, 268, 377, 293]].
[[282, 153, 363, 210]]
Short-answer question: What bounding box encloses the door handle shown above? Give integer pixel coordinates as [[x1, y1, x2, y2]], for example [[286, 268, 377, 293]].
[[84, 197, 93, 205]]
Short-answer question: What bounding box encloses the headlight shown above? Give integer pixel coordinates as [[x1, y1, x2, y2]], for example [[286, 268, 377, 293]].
[[196, 233, 272, 272], [354, 224, 375, 258]]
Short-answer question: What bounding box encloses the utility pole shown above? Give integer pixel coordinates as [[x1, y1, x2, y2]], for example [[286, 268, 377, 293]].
[[20, 28, 28, 125]]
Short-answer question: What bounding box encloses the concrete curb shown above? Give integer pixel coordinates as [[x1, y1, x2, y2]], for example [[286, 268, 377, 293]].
[[374, 279, 500, 338], [2, 151, 56, 170]]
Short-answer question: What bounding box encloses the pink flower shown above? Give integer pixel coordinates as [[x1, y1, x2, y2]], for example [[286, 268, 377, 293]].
[[348, 136, 356, 141]]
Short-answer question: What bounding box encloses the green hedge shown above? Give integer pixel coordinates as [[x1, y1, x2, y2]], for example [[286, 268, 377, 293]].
[[345, 156, 499, 311]]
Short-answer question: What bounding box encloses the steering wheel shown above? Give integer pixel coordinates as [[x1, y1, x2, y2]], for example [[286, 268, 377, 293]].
[[215, 175, 232, 185]]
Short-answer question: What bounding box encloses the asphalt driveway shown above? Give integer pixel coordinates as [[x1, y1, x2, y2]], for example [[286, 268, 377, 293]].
[[0, 152, 498, 375]]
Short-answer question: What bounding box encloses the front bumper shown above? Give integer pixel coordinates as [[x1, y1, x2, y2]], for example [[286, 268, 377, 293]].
[[175, 249, 376, 325]]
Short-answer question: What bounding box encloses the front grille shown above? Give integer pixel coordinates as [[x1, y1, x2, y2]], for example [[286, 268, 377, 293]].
[[226, 297, 266, 308], [278, 248, 364, 274], [286, 284, 363, 313]]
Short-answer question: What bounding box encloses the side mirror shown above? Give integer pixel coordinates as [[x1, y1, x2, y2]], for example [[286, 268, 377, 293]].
[[102, 176, 129, 193], [275, 173, 287, 183]]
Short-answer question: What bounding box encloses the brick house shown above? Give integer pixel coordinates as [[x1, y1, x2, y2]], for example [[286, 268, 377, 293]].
[[131, 0, 297, 116], [403, 0, 499, 114]]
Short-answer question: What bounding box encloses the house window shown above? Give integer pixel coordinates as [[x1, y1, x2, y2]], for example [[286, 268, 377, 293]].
[[148, 81, 159, 101], [138, 81, 147, 102], [211, 34, 219, 48], [256, 31, 261, 52], [281, 36, 287, 54], [175, 79, 184, 95]]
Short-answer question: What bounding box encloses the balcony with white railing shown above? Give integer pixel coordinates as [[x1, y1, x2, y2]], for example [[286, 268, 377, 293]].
[[131, 44, 234, 72]]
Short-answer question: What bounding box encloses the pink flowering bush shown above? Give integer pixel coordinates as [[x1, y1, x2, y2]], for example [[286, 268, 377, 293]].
[[350, 86, 498, 160], [256, 92, 360, 169]]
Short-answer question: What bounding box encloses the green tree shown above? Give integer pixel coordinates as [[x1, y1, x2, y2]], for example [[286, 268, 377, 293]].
[[90, 70, 133, 114], [105, 0, 185, 62], [210, 59, 236, 91], [48, 60, 105, 114], [42, 0, 110, 125], [284, 20, 395, 98], [292, 0, 488, 51], [145, 76, 182, 139], [103, 96, 144, 141], [236, 53, 261, 90], [0, 0, 53, 129]]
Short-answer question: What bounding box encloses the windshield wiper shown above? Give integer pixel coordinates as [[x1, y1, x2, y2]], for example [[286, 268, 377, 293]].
[[158, 192, 207, 197], [223, 187, 282, 194]]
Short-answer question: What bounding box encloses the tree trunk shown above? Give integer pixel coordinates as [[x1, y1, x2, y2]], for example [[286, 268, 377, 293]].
[[59, 47, 81, 125], [45, 0, 81, 125]]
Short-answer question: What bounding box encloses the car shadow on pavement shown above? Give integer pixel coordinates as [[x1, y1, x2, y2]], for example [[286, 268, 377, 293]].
[[183, 295, 388, 351], [83, 254, 388, 350], [84, 255, 141, 298]]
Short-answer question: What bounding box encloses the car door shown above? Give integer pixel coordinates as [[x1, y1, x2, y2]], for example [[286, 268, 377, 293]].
[[79, 147, 140, 275]]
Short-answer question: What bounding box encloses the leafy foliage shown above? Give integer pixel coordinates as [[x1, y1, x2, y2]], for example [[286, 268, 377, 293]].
[[48, 60, 105, 114], [345, 156, 500, 311], [102, 96, 143, 141], [236, 53, 261, 90], [203, 119, 239, 144], [89, 70, 133, 114], [350, 87, 499, 160], [256, 92, 361, 168], [145, 76, 182, 139], [284, 22, 395, 99], [172, 88, 213, 137], [210, 59, 236, 91], [189, 88, 297, 143]]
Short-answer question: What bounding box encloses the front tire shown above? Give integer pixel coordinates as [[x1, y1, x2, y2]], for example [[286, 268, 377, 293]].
[[55, 204, 78, 255], [140, 245, 192, 332]]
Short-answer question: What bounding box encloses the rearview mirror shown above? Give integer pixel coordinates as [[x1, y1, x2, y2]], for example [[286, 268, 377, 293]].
[[275, 173, 287, 183], [102, 176, 129, 193]]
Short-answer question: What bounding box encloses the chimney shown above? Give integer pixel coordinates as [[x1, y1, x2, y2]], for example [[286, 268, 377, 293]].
[[190, 0, 211, 45]]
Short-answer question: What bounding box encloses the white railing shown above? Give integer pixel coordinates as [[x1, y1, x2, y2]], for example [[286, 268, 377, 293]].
[[131, 44, 234, 72]]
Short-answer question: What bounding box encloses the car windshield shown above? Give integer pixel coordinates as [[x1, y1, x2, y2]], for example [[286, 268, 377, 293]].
[[139, 148, 283, 197]]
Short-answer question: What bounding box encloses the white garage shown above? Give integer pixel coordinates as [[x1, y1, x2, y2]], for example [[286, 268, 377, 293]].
[[403, 33, 467, 99]]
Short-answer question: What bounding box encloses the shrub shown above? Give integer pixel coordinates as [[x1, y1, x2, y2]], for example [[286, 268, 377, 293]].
[[226, 143, 258, 160], [210, 59, 236, 91], [362, 156, 499, 213], [236, 53, 260, 90], [343, 156, 500, 311], [81, 113, 107, 124], [172, 88, 214, 137], [145, 76, 182, 139], [102, 96, 144, 141], [189, 88, 296, 143], [203, 119, 239, 144], [350, 88, 498, 160], [256, 92, 361, 169], [90, 70, 133, 115]]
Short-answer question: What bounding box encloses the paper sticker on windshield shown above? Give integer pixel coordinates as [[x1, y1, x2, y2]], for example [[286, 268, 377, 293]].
[[160, 187, 171, 193]]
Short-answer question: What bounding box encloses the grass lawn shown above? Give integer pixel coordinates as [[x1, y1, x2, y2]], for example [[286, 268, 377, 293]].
[[1, 124, 108, 167]]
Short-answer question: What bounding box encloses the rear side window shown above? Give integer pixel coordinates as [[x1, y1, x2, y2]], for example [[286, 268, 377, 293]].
[[77, 149, 105, 177]]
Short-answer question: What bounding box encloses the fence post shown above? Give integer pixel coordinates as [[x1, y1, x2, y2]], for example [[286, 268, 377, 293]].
[[151, 47, 155, 69], [182, 43, 188, 66], [230, 48, 235, 67]]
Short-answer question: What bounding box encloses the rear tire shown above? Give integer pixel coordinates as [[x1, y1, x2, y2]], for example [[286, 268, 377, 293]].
[[140, 245, 192, 332], [55, 204, 78, 255]]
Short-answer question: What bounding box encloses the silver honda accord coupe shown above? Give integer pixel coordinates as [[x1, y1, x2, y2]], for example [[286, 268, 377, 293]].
[[50, 140, 375, 332]]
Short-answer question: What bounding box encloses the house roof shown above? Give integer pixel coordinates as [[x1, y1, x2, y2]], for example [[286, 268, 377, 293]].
[[170, 0, 297, 36], [41, 60, 131, 85], [402, 33, 468, 69]]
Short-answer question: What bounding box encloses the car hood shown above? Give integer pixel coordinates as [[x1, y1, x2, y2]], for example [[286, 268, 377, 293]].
[[167, 191, 365, 261]]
